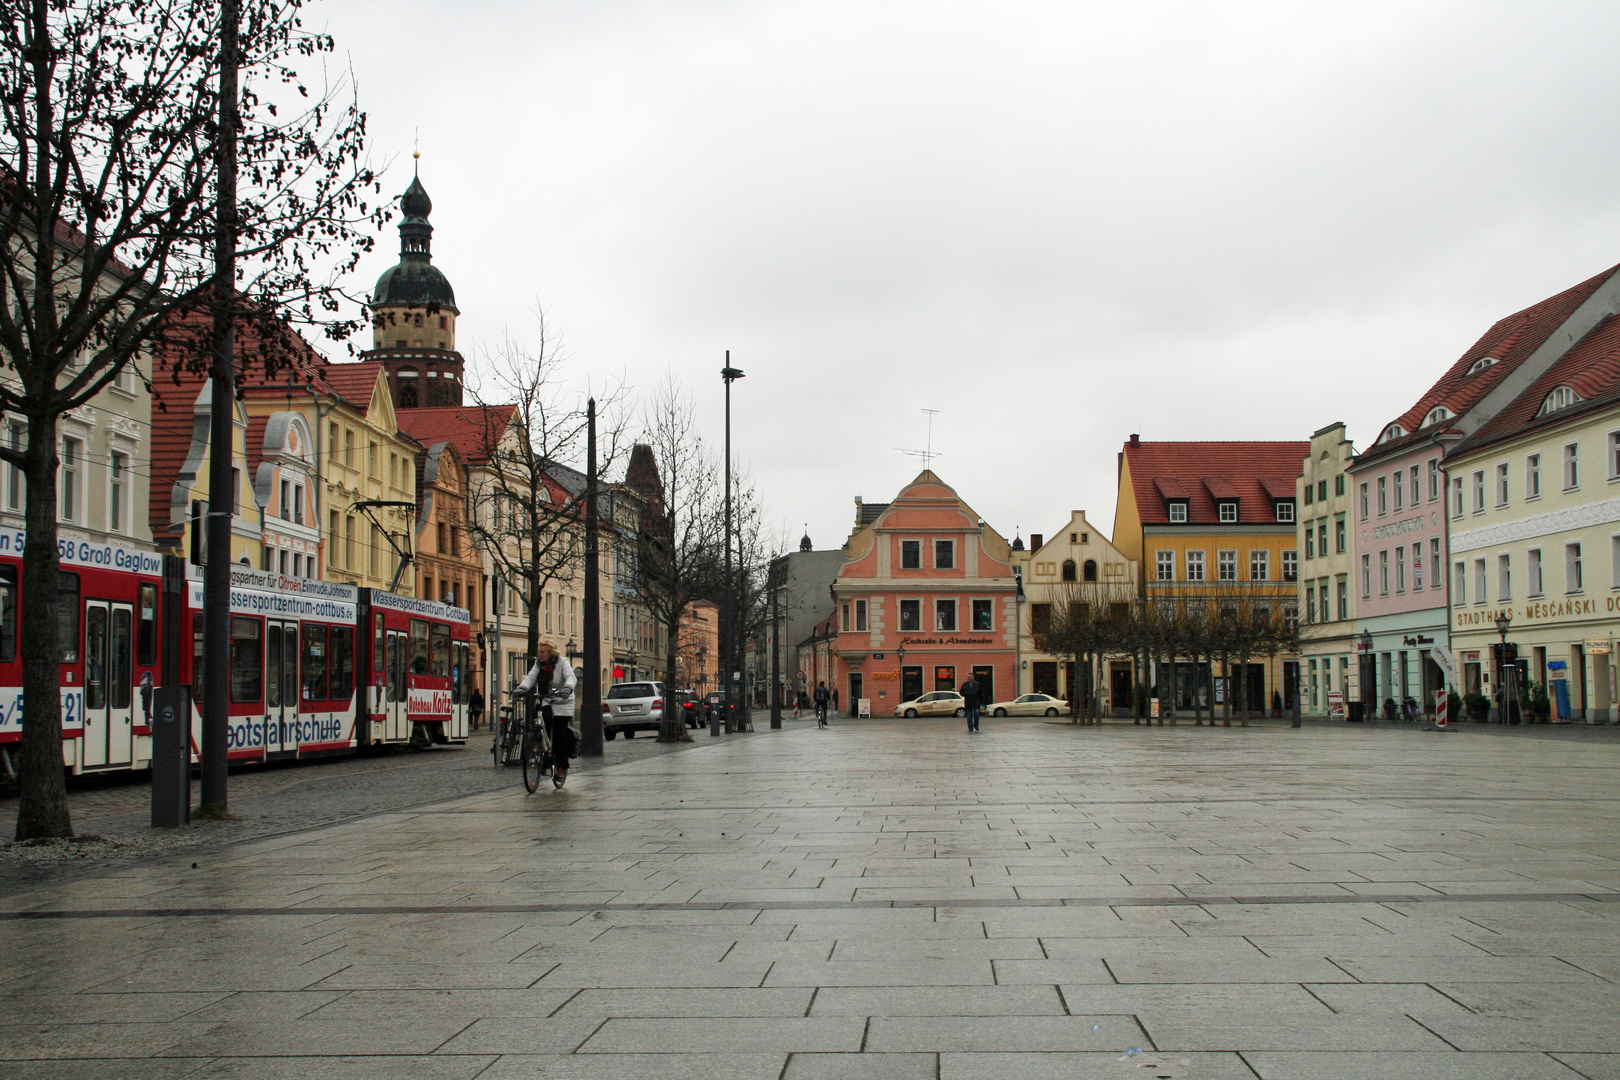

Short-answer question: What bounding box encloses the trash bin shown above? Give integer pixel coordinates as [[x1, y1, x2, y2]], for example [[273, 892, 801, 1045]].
[[1348, 701, 1364, 722]]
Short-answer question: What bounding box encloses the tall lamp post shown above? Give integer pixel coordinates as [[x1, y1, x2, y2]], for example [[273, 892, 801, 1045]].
[[1356, 630, 1374, 722], [896, 644, 906, 716], [721, 357, 745, 734], [1495, 611, 1515, 725]]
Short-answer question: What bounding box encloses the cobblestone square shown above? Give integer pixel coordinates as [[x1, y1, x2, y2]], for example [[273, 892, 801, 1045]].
[[4, 717, 1620, 1079]]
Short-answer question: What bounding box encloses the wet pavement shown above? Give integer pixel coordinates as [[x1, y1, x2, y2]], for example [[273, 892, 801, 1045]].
[[3, 715, 1620, 1078]]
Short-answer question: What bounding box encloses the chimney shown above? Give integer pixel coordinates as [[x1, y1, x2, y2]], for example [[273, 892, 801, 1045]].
[[1030, 533, 1043, 551], [1129, 433, 1140, 447], [854, 496, 863, 526]]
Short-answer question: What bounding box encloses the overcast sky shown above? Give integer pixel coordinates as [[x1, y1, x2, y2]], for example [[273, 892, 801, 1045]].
[[319, 0, 1620, 552]]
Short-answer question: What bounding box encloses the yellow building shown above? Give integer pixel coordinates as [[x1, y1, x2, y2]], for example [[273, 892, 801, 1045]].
[[1113, 435, 1307, 716], [149, 377, 263, 571]]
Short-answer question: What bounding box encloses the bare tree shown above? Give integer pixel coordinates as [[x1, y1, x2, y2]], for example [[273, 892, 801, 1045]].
[[631, 377, 724, 742], [1, 0, 382, 839], [463, 314, 627, 684]]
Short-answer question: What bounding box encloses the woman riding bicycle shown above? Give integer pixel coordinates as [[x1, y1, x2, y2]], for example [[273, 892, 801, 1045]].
[[516, 640, 577, 788]]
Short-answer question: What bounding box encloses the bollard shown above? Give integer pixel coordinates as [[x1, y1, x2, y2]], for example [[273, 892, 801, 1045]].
[[151, 685, 191, 828]]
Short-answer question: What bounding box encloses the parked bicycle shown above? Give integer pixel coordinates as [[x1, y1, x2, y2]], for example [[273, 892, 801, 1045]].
[[491, 699, 520, 767]]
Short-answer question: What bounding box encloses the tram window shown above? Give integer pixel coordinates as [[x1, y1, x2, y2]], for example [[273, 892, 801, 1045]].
[[409, 618, 430, 675], [281, 624, 297, 707], [373, 615, 385, 681], [136, 583, 157, 666], [57, 571, 79, 663], [302, 623, 328, 701], [431, 623, 450, 677], [84, 606, 106, 710], [0, 565, 15, 663], [110, 608, 132, 709], [229, 616, 262, 703], [330, 626, 354, 701], [192, 613, 204, 708]]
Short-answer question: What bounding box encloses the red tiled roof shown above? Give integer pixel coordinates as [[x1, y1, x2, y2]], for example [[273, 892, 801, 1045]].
[[1257, 476, 1296, 500], [1361, 264, 1620, 462], [1125, 441, 1310, 526], [318, 360, 385, 410], [148, 380, 206, 540], [1202, 478, 1241, 500], [394, 405, 515, 466], [1153, 478, 1191, 500], [245, 415, 270, 473], [1458, 313, 1620, 452]]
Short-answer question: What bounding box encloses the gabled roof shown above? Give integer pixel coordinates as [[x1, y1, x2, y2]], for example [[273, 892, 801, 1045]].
[[1360, 264, 1619, 462], [1455, 313, 1620, 455], [1257, 476, 1296, 500], [1124, 441, 1309, 526], [393, 405, 515, 466], [318, 360, 386, 410]]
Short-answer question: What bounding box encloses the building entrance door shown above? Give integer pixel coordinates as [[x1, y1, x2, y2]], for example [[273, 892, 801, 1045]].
[[1032, 662, 1057, 697], [1110, 663, 1132, 715], [902, 666, 923, 702], [848, 672, 862, 718], [972, 665, 994, 708]]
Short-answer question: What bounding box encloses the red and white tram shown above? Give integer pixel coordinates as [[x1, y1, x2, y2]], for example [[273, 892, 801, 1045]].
[[0, 531, 473, 784]]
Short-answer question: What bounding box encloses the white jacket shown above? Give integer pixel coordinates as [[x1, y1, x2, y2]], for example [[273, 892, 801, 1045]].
[[517, 656, 576, 717]]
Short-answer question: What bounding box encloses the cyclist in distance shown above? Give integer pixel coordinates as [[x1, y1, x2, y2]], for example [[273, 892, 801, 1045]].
[[516, 640, 578, 788]]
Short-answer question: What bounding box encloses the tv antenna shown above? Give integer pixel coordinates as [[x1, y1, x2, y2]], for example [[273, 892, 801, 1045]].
[[897, 408, 942, 471]]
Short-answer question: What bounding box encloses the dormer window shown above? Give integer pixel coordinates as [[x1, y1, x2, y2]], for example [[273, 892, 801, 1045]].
[[1538, 385, 1582, 417], [1167, 501, 1188, 523], [1467, 356, 1498, 375], [1218, 501, 1237, 523], [1377, 424, 1406, 444], [1422, 406, 1452, 428], [1275, 500, 1295, 523]]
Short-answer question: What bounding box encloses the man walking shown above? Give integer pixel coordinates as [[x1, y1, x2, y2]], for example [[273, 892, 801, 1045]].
[[960, 674, 981, 732], [813, 680, 830, 727]]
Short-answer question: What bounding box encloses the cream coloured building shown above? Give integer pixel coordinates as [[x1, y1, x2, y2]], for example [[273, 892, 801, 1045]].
[[1010, 510, 1139, 707], [1296, 422, 1362, 715], [1445, 318, 1620, 722]]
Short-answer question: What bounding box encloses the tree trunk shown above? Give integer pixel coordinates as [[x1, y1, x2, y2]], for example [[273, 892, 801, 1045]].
[[15, 410, 71, 840], [658, 617, 690, 742]]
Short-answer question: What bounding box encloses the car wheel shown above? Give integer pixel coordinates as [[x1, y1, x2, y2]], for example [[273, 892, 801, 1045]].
[[1045, 707, 1059, 716], [605, 728, 617, 740], [993, 708, 1007, 717], [904, 708, 918, 717], [953, 707, 965, 717], [624, 728, 635, 739]]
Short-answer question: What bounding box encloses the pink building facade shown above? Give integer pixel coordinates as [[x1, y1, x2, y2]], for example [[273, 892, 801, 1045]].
[[830, 472, 1018, 717]]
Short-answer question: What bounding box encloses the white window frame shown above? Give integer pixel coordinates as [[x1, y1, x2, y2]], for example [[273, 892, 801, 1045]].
[[1186, 550, 1205, 582], [1359, 481, 1369, 521], [1496, 462, 1509, 507], [1396, 546, 1406, 593], [59, 434, 80, 523], [933, 539, 955, 570], [1377, 476, 1387, 516], [1474, 557, 1487, 605], [900, 539, 922, 570], [1275, 501, 1294, 523], [1155, 550, 1174, 582], [1392, 471, 1403, 512], [1567, 542, 1584, 593], [1361, 554, 1371, 598], [1451, 475, 1464, 518], [1427, 458, 1440, 502], [1282, 549, 1298, 582], [1412, 541, 1423, 591], [1453, 560, 1466, 605], [1565, 442, 1580, 490], [970, 597, 992, 631], [107, 448, 127, 535], [1472, 470, 1485, 513], [1498, 553, 1511, 603], [1217, 549, 1237, 581], [934, 598, 957, 632], [1168, 502, 1187, 523], [1218, 501, 1237, 523], [898, 598, 921, 632], [1527, 453, 1541, 499], [1610, 431, 1620, 482], [1529, 547, 1543, 598], [4, 419, 22, 512], [1249, 549, 1269, 581], [1379, 550, 1389, 595]]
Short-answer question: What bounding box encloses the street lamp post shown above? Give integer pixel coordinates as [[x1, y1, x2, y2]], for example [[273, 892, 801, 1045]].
[[1495, 611, 1515, 725], [721, 357, 745, 735], [1357, 630, 1374, 722], [896, 644, 906, 715]]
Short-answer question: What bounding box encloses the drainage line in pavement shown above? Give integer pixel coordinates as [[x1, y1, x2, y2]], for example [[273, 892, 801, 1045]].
[[4, 890, 1616, 920]]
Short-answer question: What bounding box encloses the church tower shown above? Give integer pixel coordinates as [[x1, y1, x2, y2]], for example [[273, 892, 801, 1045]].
[[365, 156, 465, 408]]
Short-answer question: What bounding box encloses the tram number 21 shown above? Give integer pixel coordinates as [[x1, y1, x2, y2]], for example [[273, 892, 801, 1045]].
[[0, 687, 86, 735]]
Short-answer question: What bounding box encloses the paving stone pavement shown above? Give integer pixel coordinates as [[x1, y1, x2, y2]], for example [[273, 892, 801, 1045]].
[[4, 716, 1620, 1079]]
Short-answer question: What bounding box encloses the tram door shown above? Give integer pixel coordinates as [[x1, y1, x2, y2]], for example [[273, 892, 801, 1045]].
[[264, 620, 299, 753], [81, 600, 134, 768], [386, 628, 408, 741]]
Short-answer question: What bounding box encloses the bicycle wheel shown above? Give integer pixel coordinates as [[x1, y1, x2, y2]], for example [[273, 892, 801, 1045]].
[[521, 728, 542, 793]]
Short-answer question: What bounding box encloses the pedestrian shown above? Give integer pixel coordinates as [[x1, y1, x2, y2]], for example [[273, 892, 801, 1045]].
[[960, 675, 981, 732], [814, 680, 830, 726], [516, 640, 577, 789], [468, 685, 485, 731], [832, 688, 839, 714]]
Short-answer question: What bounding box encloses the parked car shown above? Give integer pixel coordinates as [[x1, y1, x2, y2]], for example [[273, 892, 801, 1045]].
[[603, 681, 666, 739], [894, 690, 965, 717], [985, 693, 1067, 717]]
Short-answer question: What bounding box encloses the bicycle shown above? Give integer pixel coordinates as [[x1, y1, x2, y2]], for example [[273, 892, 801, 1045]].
[[492, 702, 520, 767], [513, 687, 574, 794]]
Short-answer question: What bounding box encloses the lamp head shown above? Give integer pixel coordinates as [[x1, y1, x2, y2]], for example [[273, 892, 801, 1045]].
[[721, 366, 745, 382], [1495, 611, 1512, 635]]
